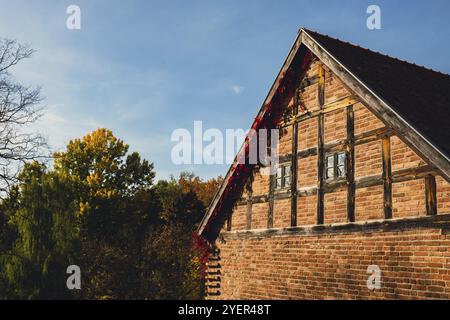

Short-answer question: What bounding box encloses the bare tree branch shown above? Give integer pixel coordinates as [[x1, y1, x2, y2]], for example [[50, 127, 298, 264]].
[[0, 38, 47, 196]]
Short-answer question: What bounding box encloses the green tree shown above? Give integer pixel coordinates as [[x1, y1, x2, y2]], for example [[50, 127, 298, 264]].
[[0, 129, 219, 300], [1, 162, 79, 299]]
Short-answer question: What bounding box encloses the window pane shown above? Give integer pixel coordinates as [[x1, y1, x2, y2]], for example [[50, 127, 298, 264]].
[[337, 165, 345, 177], [285, 175, 291, 188], [326, 155, 334, 167], [276, 167, 282, 178], [326, 167, 334, 179], [276, 178, 282, 189], [337, 152, 346, 166], [284, 165, 291, 177]]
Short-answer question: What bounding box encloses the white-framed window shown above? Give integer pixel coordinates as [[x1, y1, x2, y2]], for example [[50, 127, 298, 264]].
[[275, 163, 291, 190], [325, 152, 346, 180]]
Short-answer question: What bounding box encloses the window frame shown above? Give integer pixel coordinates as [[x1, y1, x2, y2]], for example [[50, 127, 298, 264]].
[[324, 151, 347, 181], [275, 163, 292, 190]]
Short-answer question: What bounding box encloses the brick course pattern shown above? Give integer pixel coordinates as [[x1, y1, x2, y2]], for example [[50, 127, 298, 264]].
[[208, 228, 450, 299]]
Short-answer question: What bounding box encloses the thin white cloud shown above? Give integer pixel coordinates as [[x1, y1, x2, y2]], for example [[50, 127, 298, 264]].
[[231, 85, 244, 95]]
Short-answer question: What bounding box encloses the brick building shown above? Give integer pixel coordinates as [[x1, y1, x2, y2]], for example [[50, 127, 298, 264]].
[[197, 28, 450, 299]]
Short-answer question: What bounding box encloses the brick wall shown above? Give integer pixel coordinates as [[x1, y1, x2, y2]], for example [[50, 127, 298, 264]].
[[298, 117, 317, 150], [273, 198, 291, 228], [437, 176, 450, 214], [324, 67, 350, 104], [251, 202, 269, 230], [324, 108, 346, 143], [355, 141, 382, 178], [392, 179, 427, 218], [391, 136, 427, 172], [231, 204, 247, 231], [354, 102, 384, 135], [324, 189, 347, 224], [297, 195, 316, 226], [297, 155, 316, 188], [208, 225, 450, 299], [355, 185, 384, 221]]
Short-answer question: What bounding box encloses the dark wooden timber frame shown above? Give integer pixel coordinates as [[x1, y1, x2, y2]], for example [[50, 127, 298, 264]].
[[246, 179, 253, 229], [226, 211, 232, 231], [382, 137, 393, 219], [346, 105, 355, 222], [425, 175, 437, 216], [223, 214, 450, 240], [290, 92, 299, 227], [316, 63, 326, 225], [235, 85, 442, 226], [198, 28, 450, 240], [268, 129, 275, 229], [234, 92, 442, 226]]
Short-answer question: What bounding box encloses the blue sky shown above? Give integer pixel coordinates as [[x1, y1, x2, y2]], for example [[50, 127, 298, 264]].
[[0, 0, 449, 181]]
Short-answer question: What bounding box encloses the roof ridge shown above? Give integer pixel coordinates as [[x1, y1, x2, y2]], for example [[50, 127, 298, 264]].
[[301, 28, 450, 78]]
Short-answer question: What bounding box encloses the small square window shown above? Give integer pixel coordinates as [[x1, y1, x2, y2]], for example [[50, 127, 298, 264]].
[[325, 152, 346, 180], [275, 163, 291, 190]]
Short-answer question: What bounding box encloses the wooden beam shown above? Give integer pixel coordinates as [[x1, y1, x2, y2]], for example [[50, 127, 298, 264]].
[[346, 105, 355, 222], [354, 127, 394, 146], [392, 165, 435, 183], [268, 175, 275, 229], [291, 122, 298, 227], [289, 96, 359, 127], [267, 130, 275, 229], [355, 175, 383, 189], [251, 195, 269, 204], [297, 147, 317, 158], [246, 165, 437, 207], [298, 186, 318, 196], [382, 137, 393, 219], [317, 64, 325, 225], [295, 127, 392, 160], [226, 212, 232, 231], [318, 63, 325, 106], [317, 114, 324, 224], [300, 75, 318, 88], [274, 191, 291, 200], [246, 180, 253, 229], [424, 174, 437, 216], [222, 213, 450, 239]]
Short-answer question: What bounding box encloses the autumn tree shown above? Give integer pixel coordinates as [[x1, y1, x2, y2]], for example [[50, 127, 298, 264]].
[[0, 128, 220, 299], [53, 128, 157, 299], [53, 128, 155, 243]]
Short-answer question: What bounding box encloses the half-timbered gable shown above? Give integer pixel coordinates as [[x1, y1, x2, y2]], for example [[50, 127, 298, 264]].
[[199, 28, 450, 299]]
